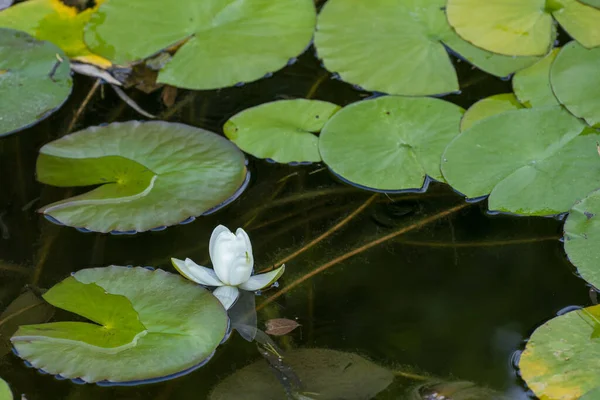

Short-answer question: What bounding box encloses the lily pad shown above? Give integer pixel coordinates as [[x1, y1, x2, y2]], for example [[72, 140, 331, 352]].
[[0, 0, 110, 67], [519, 305, 600, 399], [319, 96, 464, 191], [442, 106, 600, 215], [314, 0, 539, 96], [460, 94, 523, 132], [447, 0, 600, 56], [11, 266, 228, 384], [209, 348, 394, 400], [582, 388, 600, 399], [513, 48, 560, 108], [579, 0, 600, 8], [223, 99, 340, 164], [36, 121, 248, 233], [0, 378, 11, 400], [564, 189, 600, 289], [551, 41, 600, 127], [84, 0, 316, 90], [0, 28, 72, 137]]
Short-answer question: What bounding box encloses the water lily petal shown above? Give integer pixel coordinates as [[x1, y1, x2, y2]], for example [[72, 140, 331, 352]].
[[213, 286, 240, 310], [209, 225, 231, 263], [239, 264, 286, 291], [211, 226, 253, 286], [171, 257, 224, 286], [236, 227, 254, 263]]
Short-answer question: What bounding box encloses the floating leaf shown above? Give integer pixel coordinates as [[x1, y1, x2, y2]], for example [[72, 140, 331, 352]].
[[513, 48, 560, 108], [0, 0, 110, 67], [581, 388, 600, 399], [579, 0, 600, 8], [0, 288, 54, 358], [223, 99, 340, 164], [551, 41, 600, 127], [0, 378, 11, 400], [11, 266, 228, 384], [564, 189, 600, 289], [36, 121, 248, 233], [209, 348, 394, 400], [265, 318, 301, 336], [519, 305, 600, 399], [448, 0, 600, 57], [0, 28, 72, 137], [460, 94, 523, 132], [319, 96, 464, 191], [84, 0, 316, 90], [442, 106, 600, 215], [314, 0, 539, 96]]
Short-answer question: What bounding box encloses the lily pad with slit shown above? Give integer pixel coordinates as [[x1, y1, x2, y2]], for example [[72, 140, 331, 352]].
[[84, 0, 316, 90], [0, 28, 72, 137], [36, 121, 247, 233], [513, 48, 560, 108], [460, 94, 524, 132], [442, 106, 600, 215], [551, 41, 600, 127], [564, 189, 600, 289], [447, 0, 600, 56], [223, 99, 340, 164], [519, 304, 600, 399], [11, 266, 228, 384], [319, 96, 464, 191], [314, 0, 540, 96]]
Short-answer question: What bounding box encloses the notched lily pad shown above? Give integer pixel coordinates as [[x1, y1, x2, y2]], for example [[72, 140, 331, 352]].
[[84, 0, 316, 90], [513, 48, 560, 108], [564, 189, 600, 289], [460, 94, 523, 132], [551, 41, 600, 127], [36, 121, 248, 233], [223, 99, 340, 164], [319, 96, 464, 192], [0, 28, 72, 137], [519, 305, 600, 400], [442, 106, 600, 215], [11, 266, 228, 384], [314, 0, 539, 96]]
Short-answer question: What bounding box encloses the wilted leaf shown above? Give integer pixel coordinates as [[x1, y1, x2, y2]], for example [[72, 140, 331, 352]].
[[265, 318, 301, 336]]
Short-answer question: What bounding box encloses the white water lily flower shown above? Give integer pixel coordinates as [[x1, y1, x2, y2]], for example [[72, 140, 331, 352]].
[[171, 225, 285, 310]]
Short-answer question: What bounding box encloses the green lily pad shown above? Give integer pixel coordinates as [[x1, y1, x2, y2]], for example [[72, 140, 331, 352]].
[[209, 348, 394, 400], [11, 266, 228, 384], [513, 48, 560, 108], [564, 189, 600, 289], [579, 0, 600, 8], [442, 106, 600, 215], [0, 378, 11, 400], [0, 28, 72, 137], [581, 388, 600, 399], [84, 0, 316, 90], [319, 96, 464, 191], [519, 305, 600, 399], [36, 121, 248, 233], [447, 0, 600, 56], [460, 94, 524, 132], [314, 0, 539, 96], [551, 41, 600, 127], [223, 99, 340, 164]]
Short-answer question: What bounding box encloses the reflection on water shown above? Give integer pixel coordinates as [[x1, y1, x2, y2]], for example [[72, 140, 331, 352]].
[[0, 49, 592, 399]]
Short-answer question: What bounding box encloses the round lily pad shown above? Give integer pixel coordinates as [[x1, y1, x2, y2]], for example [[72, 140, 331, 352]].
[[84, 0, 316, 90], [36, 121, 248, 233], [447, 0, 600, 56], [319, 96, 464, 192], [209, 348, 394, 400], [223, 99, 340, 164], [513, 48, 560, 108], [11, 266, 228, 384], [460, 94, 523, 132], [551, 41, 600, 127], [564, 189, 600, 289], [0, 28, 72, 137], [519, 305, 600, 399], [0, 378, 11, 400], [442, 106, 600, 215], [314, 0, 539, 96]]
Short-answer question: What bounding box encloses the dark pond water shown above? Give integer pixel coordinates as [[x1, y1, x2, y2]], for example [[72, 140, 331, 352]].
[[0, 45, 592, 399]]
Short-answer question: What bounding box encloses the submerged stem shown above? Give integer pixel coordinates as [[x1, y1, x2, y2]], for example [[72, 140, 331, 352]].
[[67, 79, 100, 133]]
